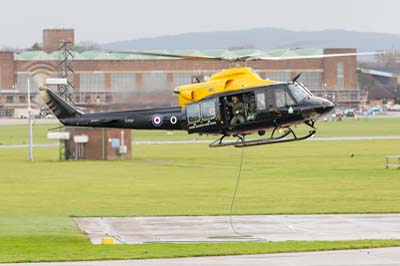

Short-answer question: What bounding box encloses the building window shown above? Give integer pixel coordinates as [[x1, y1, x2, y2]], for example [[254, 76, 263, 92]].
[[171, 72, 193, 88], [6, 96, 13, 103], [16, 73, 32, 92], [142, 72, 168, 91], [337, 62, 344, 89], [80, 73, 105, 92], [265, 71, 291, 82], [84, 95, 91, 104], [19, 96, 26, 103], [75, 95, 81, 103], [254, 70, 263, 79], [105, 95, 112, 103], [0, 109, 14, 117], [111, 73, 136, 92], [15, 72, 47, 92], [298, 72, 323, 90]]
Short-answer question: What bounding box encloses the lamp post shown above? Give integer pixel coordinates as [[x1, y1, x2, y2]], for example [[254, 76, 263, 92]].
[[28, 75, 33, 161]]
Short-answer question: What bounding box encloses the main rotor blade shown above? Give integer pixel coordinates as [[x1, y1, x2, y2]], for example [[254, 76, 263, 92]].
[[98, 50, 385, 62], [253, 51, 385, 61], [101, 50, 225, 61]]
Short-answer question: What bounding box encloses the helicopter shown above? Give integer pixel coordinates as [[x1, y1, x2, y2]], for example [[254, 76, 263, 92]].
[[41, 50, 377, 147]]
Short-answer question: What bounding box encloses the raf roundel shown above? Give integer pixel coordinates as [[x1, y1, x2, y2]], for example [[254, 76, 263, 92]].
[[151, 114, 163, 127], [170, 116, 177, 125]]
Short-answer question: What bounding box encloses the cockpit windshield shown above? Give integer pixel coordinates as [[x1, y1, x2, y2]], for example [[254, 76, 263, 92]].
[[288, 83, 312, 102]]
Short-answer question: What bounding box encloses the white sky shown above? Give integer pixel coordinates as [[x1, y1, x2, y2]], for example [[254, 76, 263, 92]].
[[1, 0, 399, 48]]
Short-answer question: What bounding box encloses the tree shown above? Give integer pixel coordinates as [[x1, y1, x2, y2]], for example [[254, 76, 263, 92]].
[[74, 41, 99, 52], [30, 42, 42, 51]]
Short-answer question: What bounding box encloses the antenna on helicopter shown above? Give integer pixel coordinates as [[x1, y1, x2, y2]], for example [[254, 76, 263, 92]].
[[291, 72, 302, 82]]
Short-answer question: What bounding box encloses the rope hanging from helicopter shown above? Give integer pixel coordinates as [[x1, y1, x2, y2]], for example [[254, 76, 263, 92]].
[[209, 135, 266, 241], [228, 135, 253, 238]]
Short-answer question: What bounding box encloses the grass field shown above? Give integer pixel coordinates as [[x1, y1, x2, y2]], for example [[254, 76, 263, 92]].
[[1, 127, 400, 262], [0, 118, 400, 145]]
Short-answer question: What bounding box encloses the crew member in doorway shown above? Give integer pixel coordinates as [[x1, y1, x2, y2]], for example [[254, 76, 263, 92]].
[[225, 96, 245, 126]]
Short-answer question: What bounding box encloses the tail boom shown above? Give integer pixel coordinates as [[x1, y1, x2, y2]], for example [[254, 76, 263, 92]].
[[41, 89, 183, 130]]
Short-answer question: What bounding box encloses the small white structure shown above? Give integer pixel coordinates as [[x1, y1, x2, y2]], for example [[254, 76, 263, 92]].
[[48, 132, 70, 140], [385, 155, 400, 169], [45, 78, 68, 86]]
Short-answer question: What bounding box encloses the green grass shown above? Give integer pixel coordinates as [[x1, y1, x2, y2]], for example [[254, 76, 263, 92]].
[[3, 238, 400, 263], [1, 138, 400, 262], [0, 118, 399, 145], [0, 124, 59, 145], [315, 118, 400, 137]]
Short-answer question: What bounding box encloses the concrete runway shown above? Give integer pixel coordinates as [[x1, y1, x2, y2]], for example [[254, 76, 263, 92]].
[[2, 247, 400, 266], [74, 214, 400, 244]]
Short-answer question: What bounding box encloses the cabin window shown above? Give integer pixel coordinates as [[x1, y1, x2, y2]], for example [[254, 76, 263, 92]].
[[275, 90, 286, 107], [256, 92, 266, 111], [201, 100, 216, 121], [187, 103, 201, 123]]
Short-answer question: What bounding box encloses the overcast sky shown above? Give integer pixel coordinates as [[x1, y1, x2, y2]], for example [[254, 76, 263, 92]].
[[1, 0, 399, 48]]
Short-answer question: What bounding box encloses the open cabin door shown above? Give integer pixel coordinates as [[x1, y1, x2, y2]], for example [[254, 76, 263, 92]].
[[220, 92, 260, 130]]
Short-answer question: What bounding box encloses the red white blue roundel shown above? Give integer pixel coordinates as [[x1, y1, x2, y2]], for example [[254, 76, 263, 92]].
[[152, 114, 163, 127]]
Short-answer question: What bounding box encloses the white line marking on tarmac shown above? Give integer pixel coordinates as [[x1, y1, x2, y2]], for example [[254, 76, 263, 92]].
[[287, 224, 318, 233], [1, 136, 399, 149]]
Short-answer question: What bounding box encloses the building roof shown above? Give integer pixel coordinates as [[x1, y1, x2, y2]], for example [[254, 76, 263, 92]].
[[14, 49, 324, 61]]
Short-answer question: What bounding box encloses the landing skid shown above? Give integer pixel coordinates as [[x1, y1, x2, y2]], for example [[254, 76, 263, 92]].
[[209, 121, 316, 148], [209, 134, 245, 148]]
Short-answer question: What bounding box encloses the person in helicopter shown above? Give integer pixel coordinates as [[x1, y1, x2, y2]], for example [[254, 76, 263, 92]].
[[246, 94, 257, 121], [225, 96, 245, 126]]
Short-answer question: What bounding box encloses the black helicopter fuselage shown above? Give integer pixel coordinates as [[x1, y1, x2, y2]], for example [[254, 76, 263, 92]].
[[43, 82, 334, 138]]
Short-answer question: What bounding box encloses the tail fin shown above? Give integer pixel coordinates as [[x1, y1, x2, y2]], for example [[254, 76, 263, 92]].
[[40, 89, 82, 120]]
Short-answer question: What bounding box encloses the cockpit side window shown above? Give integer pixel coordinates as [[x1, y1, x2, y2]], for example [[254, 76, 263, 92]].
[[287, 92, 295, 105], [201, 100, 216, 121], [288, 84, 311, 102], [187, 103, 201, 123], [275, 87, 295, 107]]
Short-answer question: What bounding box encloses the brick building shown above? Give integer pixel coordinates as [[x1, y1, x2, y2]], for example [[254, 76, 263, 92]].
[[43, 29, 74, 52], [0, 29, 365, 117]]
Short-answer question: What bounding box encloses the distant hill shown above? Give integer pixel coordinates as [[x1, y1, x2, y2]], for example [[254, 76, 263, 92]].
[[101, 28, 400, 52]]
